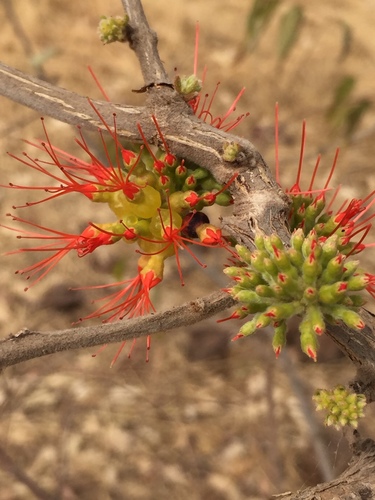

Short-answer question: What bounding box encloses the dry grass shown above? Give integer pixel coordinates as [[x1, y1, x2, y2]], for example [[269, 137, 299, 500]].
[[1, 1, 375, 499]]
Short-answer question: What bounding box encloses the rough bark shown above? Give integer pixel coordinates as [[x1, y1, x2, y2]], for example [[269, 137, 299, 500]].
[[274, 433, 375, 500]]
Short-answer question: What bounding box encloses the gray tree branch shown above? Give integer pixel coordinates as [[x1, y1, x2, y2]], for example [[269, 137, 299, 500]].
[[0, 292, 235, 369]]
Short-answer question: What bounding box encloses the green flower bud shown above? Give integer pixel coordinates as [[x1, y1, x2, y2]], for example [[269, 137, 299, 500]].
[[320, 235, 340, 266], [235, 245, 253, 265], [239, 313, 271, 335], [299, 317, 319, 360], [189, 167, 209, 180], [215, 191, 233, 206], [98, 15, 128, 44], [288, 247, 304, 268], [272, 321, 287, 358], [254, 233, 266, 251], [302, 252, 322, 285], [174, 74, 202, 100], [291, 228, 305, 252], [304, 197, 325, 233], [320, 254, 345, 284], [233, 289, 267, 304], [318, 282, 348, 304], [342, 260, 360, 279], [344, 295, 366, 308], [328, 305, 365, 330], [255, 284, 276, 298], [222, 141, 242, 162], [264, 301, 302, 320], [223, 266, 248, 278], [347, 274, 369, 291], [263, 257, 279, 277], [306, 305, 325, 335]]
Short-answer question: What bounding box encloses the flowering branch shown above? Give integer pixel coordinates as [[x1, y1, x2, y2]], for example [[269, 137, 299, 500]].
[[0, 0, 374, 390], [1, 0, 375, 497]]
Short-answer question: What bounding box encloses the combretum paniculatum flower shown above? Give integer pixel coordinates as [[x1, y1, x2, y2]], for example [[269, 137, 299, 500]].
[[2, 23, 375, 368], [223, 119, 375, 361]]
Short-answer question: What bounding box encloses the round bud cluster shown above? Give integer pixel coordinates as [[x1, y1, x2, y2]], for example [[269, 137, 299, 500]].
[[313, 386, 367, 429], [174, 74, 203, 101], [224, 190, 371, 360], [98, 15, 129, 44]]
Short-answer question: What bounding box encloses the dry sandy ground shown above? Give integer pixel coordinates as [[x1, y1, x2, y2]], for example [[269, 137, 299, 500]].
[[1, 1, 375, 499]]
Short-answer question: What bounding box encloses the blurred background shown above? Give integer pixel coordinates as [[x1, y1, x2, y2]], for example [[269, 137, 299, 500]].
[[1, 0, 375, 498]]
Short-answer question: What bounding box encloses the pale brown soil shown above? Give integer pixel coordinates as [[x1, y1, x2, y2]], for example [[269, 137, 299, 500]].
[[1, 1, 375, 499]]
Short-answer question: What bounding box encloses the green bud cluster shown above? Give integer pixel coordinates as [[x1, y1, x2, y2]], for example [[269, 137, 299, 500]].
[[98, 15, 129, 44], [225, 228, 367, 360], [174, 74, 202, 101], [222, 141, 242, 162], [313, 386, 367, 429]]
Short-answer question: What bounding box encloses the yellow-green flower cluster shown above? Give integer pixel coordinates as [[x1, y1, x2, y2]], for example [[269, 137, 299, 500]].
[[313, 386, 367, 429], [224, 189, 373, 360], [98, 15, 129, 44]]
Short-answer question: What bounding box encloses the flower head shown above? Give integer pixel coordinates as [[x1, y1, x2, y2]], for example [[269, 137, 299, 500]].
[[3, 90, 235, 363], [224, 114, 375, 361]]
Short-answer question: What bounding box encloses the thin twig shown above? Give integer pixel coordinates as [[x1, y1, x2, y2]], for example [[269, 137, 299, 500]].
[[0, 291, 235, 369], [121, 0, 170, 84]]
